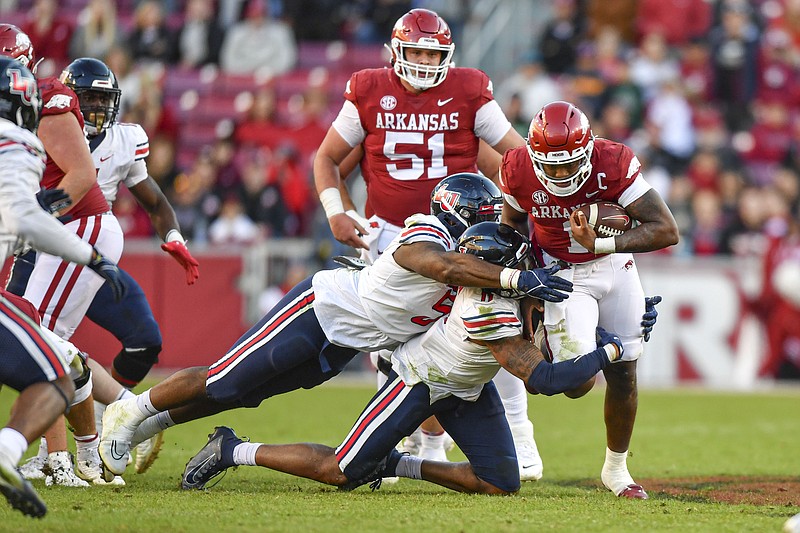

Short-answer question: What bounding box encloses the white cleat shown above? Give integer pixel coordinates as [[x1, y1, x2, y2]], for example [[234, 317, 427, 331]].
[[99, 399, 140, 478], [18, 455, 46, 481], [510, 421, 543, 482], [76, 445, 125, 486], [134, 431, 164, 474], [43, 452, 89, 488]]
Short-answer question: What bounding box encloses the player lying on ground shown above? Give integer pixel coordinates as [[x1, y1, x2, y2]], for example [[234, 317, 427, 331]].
[[179, 222, 625, 494], [98, 174, 573, 480]]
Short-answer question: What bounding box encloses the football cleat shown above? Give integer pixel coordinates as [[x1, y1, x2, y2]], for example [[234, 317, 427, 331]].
[[339, 449, 404, 492], [43, 451, 89, 488], [617, 483, 649, 500], [181, 426, 243, 490], [99, 399, 140, 478], [0, 449, 47, 518], [18, 455, 46, 481], [76, 445, 125, 486], [134, 431, 164, 474], [510, 421, 543, 482]]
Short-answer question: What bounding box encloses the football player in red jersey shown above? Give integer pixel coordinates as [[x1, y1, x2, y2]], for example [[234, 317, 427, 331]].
[[312, 9, 547, 480], [500, 100, 679, 499], [0, 23, 126, 487]]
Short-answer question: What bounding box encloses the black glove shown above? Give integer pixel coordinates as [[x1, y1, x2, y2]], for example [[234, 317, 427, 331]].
[[596, 326, 624, 361], [641, 295, 662, 342], [36, 187, 72, 214], [516, 264, 574, 302], [87, 248, 126, 302]]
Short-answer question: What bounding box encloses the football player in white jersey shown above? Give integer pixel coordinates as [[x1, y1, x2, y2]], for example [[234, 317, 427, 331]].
[[98, 173, 573, 481], [0, 57, 126, 517], [177, 222, 624, 493]]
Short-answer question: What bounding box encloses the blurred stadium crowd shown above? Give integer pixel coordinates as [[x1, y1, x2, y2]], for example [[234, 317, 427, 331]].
[[1, 0, 798, 259]]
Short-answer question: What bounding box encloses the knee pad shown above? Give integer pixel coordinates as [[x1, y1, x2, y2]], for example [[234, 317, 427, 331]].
[[113, 345, 161, 387]]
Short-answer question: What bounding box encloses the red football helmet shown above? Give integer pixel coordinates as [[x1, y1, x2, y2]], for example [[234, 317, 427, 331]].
[[389, 9, 454, 90], [527, 101, 595, 197], [0, 24, 39, 74]]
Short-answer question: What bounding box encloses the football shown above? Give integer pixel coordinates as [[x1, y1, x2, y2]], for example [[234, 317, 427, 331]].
[[577, 201, 632, 237]]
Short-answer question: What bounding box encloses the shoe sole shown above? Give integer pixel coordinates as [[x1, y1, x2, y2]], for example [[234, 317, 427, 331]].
[[135, 432, 164, 474], [0, 468, 47, 518]]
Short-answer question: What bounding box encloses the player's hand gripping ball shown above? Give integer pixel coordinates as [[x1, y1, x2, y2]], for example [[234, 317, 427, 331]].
[[575, 201, 632, 237]]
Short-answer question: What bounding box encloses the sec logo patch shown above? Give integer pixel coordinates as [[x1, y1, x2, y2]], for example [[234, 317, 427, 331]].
[[380, 95, 397, 110]]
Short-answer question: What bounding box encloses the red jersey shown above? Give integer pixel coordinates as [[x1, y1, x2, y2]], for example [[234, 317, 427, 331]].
[[500, 138, 647, 264], [39, 77, 110, 217], [344, 67, 496, 226]]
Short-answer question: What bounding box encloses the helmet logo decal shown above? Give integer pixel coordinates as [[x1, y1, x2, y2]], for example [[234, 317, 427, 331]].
[[532, 190, 549, 205], [8, 68, 34, 105], [433, 187, 461, 212], [380, 95, 397, 110]]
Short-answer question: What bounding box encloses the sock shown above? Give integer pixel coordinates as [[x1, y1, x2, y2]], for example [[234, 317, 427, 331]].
[[420, 430, 445, 451], [604, 447, 628, 470], [601, 447, 635, 494], [0, 428, 29, 464], [394, 455, 423, 479], [135, 390, 160, 418], [232, 442, 261, 466], [74, 433, 99, 453], [131, 411, 175, 447], [37, 437, 48, 458], [116, 388, 136, 402]]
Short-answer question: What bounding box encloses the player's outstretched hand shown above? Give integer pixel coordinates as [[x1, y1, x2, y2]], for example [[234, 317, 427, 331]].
[[641, 295, 662, 342], [516, 265, 573, 302], [88, 248, 127, 302], [36, 187, 72, 214], [596, 326, 624, 361], [161, 241, 200, 285]]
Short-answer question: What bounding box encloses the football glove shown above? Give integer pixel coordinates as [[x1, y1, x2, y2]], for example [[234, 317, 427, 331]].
[[642, 295, 662, 342], [88, 248, 126, 302], [161, 241, 200, 285], [516, 264, 573, 303], [36, 187, 72, 214], [596, 326, 624, 361]]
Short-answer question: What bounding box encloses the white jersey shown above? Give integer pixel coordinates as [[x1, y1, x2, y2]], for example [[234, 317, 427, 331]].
[[90, 122, 150, 204], [0, 119, 93, 264], [393, 286, 522, 403], [313, 214, 457, 352]]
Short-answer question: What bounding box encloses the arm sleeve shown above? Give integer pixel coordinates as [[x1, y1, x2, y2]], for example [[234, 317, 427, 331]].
[[526, 347, 610, 396], [0, 151, 93, 265], [474, 100, 514, 147]]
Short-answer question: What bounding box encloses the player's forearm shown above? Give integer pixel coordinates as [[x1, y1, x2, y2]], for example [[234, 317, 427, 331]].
[[611, 221, 679, 253], [426, 252, 505, 288], [11, 202, 93, 264], [525, 348, 612, 396], [148, 200, 182, 242]]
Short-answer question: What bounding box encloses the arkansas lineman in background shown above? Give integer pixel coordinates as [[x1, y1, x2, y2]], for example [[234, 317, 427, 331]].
[[500, 100, 679, 498], [0, 57, 126, 517], [0, 23, 124, 487], [314, 8, 544, 480]]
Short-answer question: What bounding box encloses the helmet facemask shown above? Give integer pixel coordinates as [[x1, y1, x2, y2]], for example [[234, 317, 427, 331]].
[[527, 136, 594, 197], [75, 87, 120, 136], [391, 38, 454, 90]]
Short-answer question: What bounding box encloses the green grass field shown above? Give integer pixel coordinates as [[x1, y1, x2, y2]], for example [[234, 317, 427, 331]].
[[1, 378, 798, 532]]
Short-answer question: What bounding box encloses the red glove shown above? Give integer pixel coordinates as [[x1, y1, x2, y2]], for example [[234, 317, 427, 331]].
[[161, 241, 200, 285]]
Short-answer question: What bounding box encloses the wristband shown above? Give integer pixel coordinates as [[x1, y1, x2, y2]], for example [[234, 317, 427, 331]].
[[165, 229, 186, 244], [319, 187, 345, 219], [603, 343, 619, 361], [499, 268, 521, 289], [594, 237, 616, 255]]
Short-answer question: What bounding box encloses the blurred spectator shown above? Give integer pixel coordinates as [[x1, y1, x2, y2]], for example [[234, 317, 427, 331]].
[[147, 135, 181, 194], [719, 186, 770, 256], [586, 0, 637, 43], [286, 85, 331, 162], [105, 45, 141, 117], [645, 76, 695, 173], [679, 37, 715, 105], [629, 31, 681, 102], [177, 0, 226, 68], [220, 0, 297, 76], [234, 85, 286, 148], [113, 187, 154, 239], [283, 0, 346, 41], [208, 194, 261, 245], [563, 43, 607, 117], [21, 0, 72, 76], [737, 99, 793, 185], [495, 51, 562, 121], [708, 0, 761, 132], [258, 261, 310, 316], [125, 70, 179, 143], [688, 188, 725, 255], [502, 93, 529, 137], [69, 0, 120, 61], [268, 144, 312, 236], [599, 61, 644, 129], [127, 0, 177, 65], [210, 135, 242, 196], [238, 146, 290, 236], [756, 28, 800, 106], [635, 0, 712, 46], [537, 0, 584, 75], [685, 148, 722, 192], [596, 100, 634, 144], [169, 152, 218, 243]]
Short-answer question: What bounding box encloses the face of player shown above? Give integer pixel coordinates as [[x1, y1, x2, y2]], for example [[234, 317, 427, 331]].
[[403, 47, 443, 79], [541, 160, 582, 181]]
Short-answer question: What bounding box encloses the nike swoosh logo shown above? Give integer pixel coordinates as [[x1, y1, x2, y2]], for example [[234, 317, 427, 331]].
[[437, 98, 453, 106], [100, 155, 112, 162], [585, 190, 600, 198], [186, 455, 215, 483], [110, 440, 126, 461]]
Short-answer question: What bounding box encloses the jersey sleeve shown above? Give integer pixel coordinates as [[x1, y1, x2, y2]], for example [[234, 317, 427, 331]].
[[39, 78, 81, 119], [124, 124, 150, 188], [460, 292, 522, 341], [397, 214, 455, 250]]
